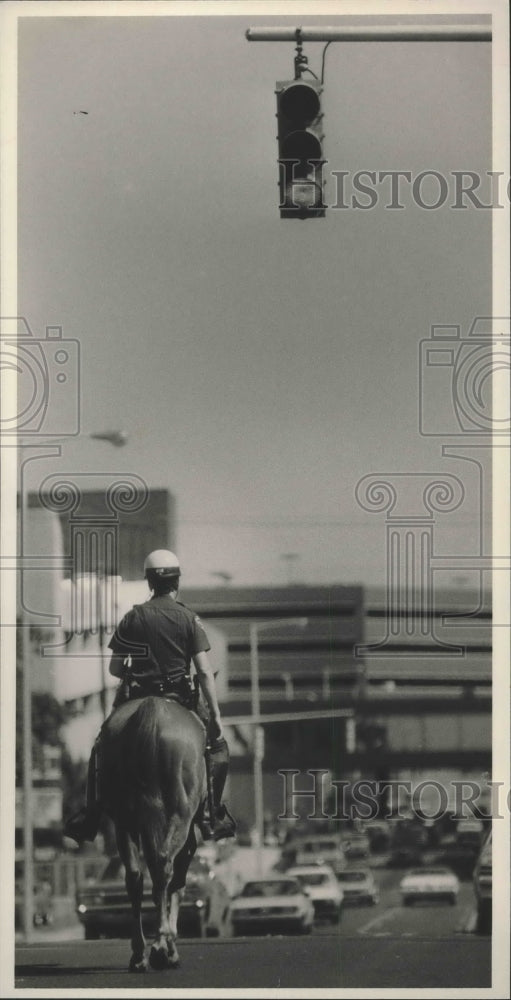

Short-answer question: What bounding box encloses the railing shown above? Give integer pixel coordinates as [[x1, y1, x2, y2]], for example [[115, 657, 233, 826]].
[[226, 665, 491, 702], [228, 667, 363, 702]]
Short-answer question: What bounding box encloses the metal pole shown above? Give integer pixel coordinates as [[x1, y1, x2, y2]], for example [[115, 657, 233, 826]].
[[17, 431, 126, 939], [249, 624, 264, 879], [20, 483, 34, 941], [246, 25, 491, 43], [96, 575, 108, 721]]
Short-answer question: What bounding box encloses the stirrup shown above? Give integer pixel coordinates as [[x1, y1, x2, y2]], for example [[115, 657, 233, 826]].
[[211, 805, 237, 842], [197, 804, 236, 842]]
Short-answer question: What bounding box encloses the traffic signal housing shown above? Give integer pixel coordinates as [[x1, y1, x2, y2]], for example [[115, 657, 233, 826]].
[[276, 79, 326, 219]]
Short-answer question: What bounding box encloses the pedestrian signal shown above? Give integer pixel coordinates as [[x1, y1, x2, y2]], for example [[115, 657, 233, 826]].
[[276, 79, 326, 219]]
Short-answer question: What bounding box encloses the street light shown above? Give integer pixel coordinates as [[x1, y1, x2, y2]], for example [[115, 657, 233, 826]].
[[249, 617, 308, 877], [18, 429, 127, 941]]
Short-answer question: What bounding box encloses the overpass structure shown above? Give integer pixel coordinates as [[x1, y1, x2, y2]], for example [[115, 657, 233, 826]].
[[180, 583, 491, 776]]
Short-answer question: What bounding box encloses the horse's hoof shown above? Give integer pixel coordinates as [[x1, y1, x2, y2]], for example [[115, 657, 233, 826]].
[[149, 945, 179, 971], [128, 956, 148, 973]]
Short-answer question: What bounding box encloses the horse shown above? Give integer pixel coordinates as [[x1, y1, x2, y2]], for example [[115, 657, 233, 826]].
[[100, 695, 207, 972]]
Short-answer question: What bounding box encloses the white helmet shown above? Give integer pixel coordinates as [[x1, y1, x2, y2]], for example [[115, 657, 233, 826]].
[[143, 549, 181, 579]]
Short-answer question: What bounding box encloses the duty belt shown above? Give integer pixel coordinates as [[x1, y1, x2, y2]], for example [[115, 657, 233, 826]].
[[128, 672, 198, 709]]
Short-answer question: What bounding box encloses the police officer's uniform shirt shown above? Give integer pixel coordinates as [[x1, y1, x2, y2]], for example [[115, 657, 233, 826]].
[[108, 595, 210, 683]]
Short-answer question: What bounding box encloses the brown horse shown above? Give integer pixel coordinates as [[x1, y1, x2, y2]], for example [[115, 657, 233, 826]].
[[100, 695, 206, 972]]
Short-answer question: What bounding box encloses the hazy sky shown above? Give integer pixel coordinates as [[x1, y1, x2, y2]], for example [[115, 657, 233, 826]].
[[16, 4, 496, 587]]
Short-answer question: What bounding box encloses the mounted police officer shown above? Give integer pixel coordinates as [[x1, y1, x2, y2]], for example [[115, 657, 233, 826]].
[[64, 549, 236, 844]]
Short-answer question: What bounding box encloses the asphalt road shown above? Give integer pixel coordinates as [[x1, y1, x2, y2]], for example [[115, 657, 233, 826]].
[[14, 933, 491, 990], [14, 869, 490, 989]]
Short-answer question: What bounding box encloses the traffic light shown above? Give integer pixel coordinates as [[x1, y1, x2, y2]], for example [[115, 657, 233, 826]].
[[276, 79, 326, 219]]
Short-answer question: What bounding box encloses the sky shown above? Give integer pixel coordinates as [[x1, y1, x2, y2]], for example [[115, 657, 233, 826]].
[[10, 2, 505, 589]]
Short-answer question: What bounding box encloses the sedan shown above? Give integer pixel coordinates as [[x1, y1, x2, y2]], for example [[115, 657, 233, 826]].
[[291, 835, 346, 876], [336, 868, 379, 905], [286, 864, 343, 924], [230, 876, 314, 936], [400, 866, 460, 906]]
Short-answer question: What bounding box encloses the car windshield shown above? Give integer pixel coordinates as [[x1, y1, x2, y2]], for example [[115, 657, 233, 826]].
[[188, 858, 210, 877], [295, 873, 329, 886], [411, 868, 448, 876], [338, 872, 367, 883], [241, 880, 300, 898]]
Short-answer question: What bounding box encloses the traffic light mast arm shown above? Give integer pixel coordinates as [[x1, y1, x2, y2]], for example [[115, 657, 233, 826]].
[[246, 25, 491, 43]]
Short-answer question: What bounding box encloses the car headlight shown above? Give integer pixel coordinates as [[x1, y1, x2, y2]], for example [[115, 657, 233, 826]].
[[194, 899, 205, 909], [77, 904, 87, 914]]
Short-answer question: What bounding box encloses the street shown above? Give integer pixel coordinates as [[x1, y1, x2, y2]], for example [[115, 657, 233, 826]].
[[14, 933, 491, 990], [14, 864, 491, 989]]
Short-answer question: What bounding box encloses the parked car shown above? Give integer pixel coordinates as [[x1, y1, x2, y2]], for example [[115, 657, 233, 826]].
[[400, 866, 459, 906], [337, 868, 379, 905], [473, 829, 492, 934], [75, 855, 230, 939], [230, 876, 314, 936], [286, 864, 343, 923], [283, 834, 346, 876]]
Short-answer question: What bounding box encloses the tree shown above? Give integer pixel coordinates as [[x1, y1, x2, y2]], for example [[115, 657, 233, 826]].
[[15, 659, 85, 820]]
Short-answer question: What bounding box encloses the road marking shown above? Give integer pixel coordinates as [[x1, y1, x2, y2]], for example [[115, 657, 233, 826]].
[[356, 906, 402, 935]]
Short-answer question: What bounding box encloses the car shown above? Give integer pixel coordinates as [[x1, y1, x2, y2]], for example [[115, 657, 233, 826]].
[[388, 817, 428, 867], [75, 854, 231, 939], [364, 820, 391, 853], [177, 855, 232, 938], [343, 832, 371, 859], [286, 864, 343, 924], [400, 866, 460, 906], [229, 876, 315, 936], [455, 818, 485, 852], [285, 834, 346, 876], [336, 868, 379, 905], [473, 829, 492, 934]]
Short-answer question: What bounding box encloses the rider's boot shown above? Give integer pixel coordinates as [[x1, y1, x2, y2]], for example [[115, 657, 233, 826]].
[[63, 738, 102, 845], [199, 737, 236, 842]]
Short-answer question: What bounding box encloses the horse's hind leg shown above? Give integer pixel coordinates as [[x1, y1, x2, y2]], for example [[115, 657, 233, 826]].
[[147, 854, 180, 970], [117, 829, 147, 973], [146, 819, 189, 970]]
